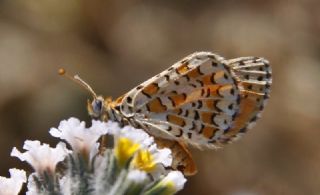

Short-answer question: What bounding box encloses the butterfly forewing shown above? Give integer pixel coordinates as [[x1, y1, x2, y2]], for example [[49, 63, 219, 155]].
[[119, 52, 240, 148]]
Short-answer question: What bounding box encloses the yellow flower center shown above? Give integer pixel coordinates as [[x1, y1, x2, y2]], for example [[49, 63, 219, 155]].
[[114, 137, 140, 167], [133, 149, 156, 172]]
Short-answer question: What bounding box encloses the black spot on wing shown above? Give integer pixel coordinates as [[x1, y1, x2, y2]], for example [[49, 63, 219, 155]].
[[126, 96, 132, 104]]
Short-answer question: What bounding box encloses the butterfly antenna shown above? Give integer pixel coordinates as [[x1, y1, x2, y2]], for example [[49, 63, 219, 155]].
[[58, 68, 98, 99]]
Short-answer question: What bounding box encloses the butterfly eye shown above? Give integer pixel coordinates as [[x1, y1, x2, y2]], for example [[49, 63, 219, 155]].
[[92, 99, 103, 116]]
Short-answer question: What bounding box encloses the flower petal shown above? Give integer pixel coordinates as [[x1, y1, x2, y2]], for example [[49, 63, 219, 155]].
[[49, 117, 108, 156], [11, 140, 70, 173], [160, 171, 187, 192], [0, 168, 26, 195]]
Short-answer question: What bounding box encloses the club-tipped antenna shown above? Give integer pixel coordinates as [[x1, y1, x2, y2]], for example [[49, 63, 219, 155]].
[[58, 68, 97, 99]]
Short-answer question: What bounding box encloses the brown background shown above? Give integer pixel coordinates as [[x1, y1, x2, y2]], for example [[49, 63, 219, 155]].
[[0, 0, 319, 194]]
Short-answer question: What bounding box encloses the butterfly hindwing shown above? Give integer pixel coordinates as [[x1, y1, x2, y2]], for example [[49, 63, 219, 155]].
[[154, 137, 197, 176], [216, 57, 272, 143]]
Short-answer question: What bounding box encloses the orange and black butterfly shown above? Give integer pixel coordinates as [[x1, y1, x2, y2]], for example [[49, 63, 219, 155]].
[[62, 52, 272, 175]]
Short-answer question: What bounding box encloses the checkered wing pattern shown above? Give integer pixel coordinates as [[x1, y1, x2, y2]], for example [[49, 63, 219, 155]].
[[112, 52, 271, 175], [120, 52, 240, 148]]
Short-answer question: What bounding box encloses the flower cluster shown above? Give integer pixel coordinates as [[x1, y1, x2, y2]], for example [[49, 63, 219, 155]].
[[1, 118, 187, 195]]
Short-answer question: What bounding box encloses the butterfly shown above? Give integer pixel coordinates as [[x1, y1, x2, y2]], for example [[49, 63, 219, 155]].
[[61, 51, 272, 176]]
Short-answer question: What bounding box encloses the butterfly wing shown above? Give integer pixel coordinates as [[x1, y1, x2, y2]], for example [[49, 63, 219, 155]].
[[217, 57, 272, 143], [115, 52, 271, 175], [154, 138, 197, 176], [119, 52, 240, 148]]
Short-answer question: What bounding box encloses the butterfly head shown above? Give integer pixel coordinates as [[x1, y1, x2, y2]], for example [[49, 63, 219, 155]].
[[87, 96, 114, 120], [87, 96, 104, 119]]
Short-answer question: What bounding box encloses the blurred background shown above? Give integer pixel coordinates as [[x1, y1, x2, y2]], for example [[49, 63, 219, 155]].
[[0, 0, 319, 194]]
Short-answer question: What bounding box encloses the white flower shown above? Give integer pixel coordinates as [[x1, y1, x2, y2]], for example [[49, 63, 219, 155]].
[[159, 171, 187, 192], [49, 117, 108, 156], [58, 175, 76, 195], [7, 118, 187, 194], [144, 144, 172, 179], [102, 120, 173, 178], [103, 120, 121, 135], [127, 170, 147, 183], [111, 125, 172, 176], [11, 140, 70, 173], [111, 123, 154, 149], [25, 173, 37, 195], [148, 144, 172, 167], [0, 168, 26, 195]]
